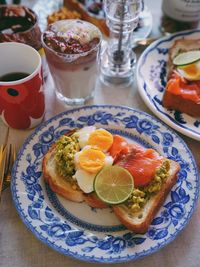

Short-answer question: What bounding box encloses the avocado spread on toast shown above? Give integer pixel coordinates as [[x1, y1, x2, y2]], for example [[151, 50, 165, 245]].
[[55, 135, 80, 179], [54, 134, 170, 207], [126, 159, 170, 212]]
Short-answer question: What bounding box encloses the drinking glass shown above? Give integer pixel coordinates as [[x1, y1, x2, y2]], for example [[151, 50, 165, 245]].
[[42, 20, 102, 105]]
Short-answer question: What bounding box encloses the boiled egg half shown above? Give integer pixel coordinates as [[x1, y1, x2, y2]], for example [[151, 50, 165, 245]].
[[73, 127, 114, 193], [177, 60, 200, 81], [173, 50, 200, 81]]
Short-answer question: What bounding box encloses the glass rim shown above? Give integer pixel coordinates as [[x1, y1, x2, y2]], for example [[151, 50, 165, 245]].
[[41, 19, 102, 58], [0, 42, 41, 85]]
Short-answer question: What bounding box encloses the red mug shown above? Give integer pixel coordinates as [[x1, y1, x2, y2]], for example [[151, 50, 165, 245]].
[[0, 42, 45, 129]]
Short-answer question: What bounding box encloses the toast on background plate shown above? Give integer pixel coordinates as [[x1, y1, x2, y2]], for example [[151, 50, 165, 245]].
[[63, 0, 109, 36], [163, 39, 200, 117], [42, 127, 180, 233]]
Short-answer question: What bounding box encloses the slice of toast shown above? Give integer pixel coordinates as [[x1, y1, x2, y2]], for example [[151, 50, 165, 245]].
[[163, 39, 200, 116], [113, 160, 180, 234], [162, 80, 200, 117], [42, 130, 180, 232]]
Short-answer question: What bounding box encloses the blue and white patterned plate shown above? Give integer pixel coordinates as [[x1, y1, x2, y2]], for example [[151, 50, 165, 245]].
[[136, 29, 200, 141], [11, 105, 199, 263]]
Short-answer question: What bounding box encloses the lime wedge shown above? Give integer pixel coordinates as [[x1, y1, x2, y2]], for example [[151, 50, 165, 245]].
[[94, 166, 134, 205], [173, 51, 200, 66]]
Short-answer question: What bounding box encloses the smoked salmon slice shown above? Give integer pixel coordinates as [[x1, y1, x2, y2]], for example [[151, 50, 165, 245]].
[[115, 144, 164, 187], [109, 135, 130, 162], [163, 71, 200, 116]]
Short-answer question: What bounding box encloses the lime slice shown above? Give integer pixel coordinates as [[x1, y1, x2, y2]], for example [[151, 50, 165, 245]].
[[173, 51, 200, 66], [94, 166, 134, 205]]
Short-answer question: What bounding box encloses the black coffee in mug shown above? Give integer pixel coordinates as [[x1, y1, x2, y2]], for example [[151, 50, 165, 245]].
[[0, 72, 30, 82]]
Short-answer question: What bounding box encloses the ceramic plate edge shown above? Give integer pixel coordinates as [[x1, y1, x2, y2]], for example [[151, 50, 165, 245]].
[[136, 29, 200, 141]]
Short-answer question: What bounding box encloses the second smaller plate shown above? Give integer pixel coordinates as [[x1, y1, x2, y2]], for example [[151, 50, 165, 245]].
[[136, 29, 200, 141]]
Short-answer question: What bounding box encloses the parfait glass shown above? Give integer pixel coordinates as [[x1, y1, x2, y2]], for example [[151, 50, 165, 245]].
[[100, 0, 142, 86]]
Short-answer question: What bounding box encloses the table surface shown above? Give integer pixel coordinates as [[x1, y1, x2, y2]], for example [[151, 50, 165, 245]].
[[1, 1, 200, 267]]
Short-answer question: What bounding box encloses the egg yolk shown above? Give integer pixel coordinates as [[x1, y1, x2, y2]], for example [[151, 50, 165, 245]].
[[79, 148, 106, 173], [87, 129, 113, 151], [183, 64, 199, 76], [178, 61, 200, 80]]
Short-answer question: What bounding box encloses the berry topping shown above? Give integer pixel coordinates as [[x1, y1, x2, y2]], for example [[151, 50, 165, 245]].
[[43, 20, 100, 54]]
